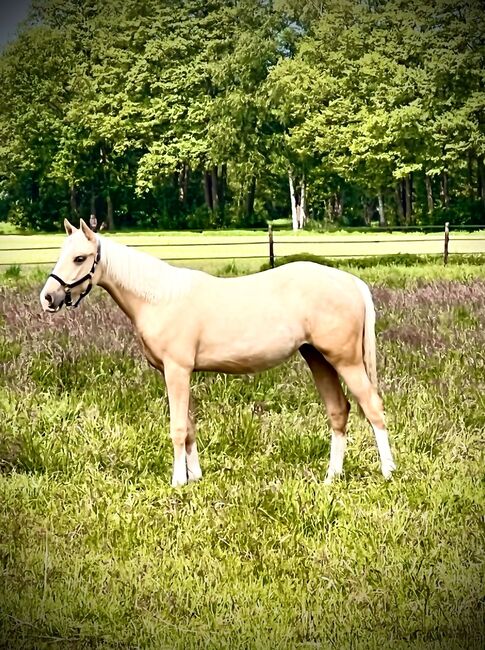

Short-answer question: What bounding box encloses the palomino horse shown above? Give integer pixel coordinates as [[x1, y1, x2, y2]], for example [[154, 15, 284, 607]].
[[40, 219, 396, 486]]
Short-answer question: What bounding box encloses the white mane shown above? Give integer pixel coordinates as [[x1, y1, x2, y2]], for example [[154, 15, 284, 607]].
[[98, 236, 194, 303]]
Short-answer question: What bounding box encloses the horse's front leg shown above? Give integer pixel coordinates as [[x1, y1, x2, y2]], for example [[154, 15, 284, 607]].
[[164, 362, 192, 487], [186, 393, 202, 482]]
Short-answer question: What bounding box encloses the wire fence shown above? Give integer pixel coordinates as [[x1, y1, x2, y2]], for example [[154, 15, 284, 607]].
[[1, 223, 484, 268]]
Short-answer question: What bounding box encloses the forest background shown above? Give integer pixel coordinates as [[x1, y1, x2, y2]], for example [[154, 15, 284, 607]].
[[0, 0, 484, 233]]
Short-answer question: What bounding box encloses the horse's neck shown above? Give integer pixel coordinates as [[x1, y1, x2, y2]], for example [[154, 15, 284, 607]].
[[97, 237, 192, 319]]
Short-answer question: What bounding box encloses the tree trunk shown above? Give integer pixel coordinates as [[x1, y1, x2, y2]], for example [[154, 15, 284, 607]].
[[336, 191, 344, 221], [211, 165, 219, 213], [183, 164, 189, 205], [477, 157, 485, 208], [395, 183, 404, 224], [178, 165, 188, 205], [300, 175, 307, 227], [219, 163, 226, 221], [289, 171, 298, 230], [425, 174, 434, 215], [106, 193, 114, 230], [90, 190, 96, 217], [377, 191, 386, 227], [362, 198, 371, 225], [405, 174, 412, 224], [245, 176, 256, 220], [467, 150, 474, 198], [203, 171, 212, 211], [328, 194, 336, 222], [70, 183, 78, 216], [440, 171, 449, 208]]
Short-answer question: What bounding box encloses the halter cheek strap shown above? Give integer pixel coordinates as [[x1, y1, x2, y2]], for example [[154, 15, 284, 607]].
[[49, 240, 101, 308]]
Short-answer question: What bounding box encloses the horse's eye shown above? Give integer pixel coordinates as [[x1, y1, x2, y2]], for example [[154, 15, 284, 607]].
[[74, 256, 86, 264]]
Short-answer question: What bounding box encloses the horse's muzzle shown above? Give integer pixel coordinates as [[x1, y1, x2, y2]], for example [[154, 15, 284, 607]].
[[40, 287, 65, 312]]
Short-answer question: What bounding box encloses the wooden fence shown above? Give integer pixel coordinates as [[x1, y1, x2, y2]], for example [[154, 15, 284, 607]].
[[0, 223, 484, 269]]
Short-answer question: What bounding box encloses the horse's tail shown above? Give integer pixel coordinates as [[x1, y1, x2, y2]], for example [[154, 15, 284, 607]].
[[354, 277, 378, 389]]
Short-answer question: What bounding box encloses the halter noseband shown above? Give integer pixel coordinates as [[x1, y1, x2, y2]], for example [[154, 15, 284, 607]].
[[49, 240, 101, 308]]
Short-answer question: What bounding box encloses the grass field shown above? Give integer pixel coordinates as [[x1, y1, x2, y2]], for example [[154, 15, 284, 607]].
[[0, 261, 484, 648], [1, 228, 485, 273]]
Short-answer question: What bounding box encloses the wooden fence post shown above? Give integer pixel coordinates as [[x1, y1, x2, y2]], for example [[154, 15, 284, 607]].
[[443, 222, 450, 265], [268, 224, 275, 268]]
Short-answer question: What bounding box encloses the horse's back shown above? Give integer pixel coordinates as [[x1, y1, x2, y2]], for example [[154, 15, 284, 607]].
[[192, 260, 365, 337], [217, 260, 364, 303]]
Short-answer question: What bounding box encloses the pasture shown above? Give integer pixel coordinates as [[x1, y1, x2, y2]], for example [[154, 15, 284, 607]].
[[0, 260, 484, 648]]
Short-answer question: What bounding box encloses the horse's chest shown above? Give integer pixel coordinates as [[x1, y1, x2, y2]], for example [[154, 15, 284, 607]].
[[139, 335, 164, 369], [136, 315, 197, 369]]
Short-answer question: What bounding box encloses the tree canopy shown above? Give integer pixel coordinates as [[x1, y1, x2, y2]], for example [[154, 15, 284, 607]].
[[0, 0, 483, 231]]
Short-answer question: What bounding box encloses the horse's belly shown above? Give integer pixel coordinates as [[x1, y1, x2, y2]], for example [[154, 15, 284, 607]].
[[194, 323, 303, 374], [194, 351, 293, 374]]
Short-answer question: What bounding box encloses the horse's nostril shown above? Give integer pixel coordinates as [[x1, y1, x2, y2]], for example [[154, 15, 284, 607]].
[[45, 293, 53, 305]]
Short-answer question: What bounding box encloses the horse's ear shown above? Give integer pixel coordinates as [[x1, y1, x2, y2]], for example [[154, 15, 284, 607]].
[[64, 219, 76, 235], [80, 218, 96, 243]]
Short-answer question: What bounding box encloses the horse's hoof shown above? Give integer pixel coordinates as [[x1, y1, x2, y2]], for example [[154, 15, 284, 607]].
[[324, 470, 341, 485], [171, 475, 188, 488], [382, 462, 396, 480]]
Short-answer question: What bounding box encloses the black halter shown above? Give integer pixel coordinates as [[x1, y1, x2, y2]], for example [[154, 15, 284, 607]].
[[49, 240, 101, 308]]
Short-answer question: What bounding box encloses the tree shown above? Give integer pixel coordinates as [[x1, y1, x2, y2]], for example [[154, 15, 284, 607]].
[[1, 0, 483, 230]]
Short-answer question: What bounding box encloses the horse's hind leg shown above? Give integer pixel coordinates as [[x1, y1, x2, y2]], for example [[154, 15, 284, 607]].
[[186, 393, 202, 482], [334, 362, 396, 479], [299, 344, 350, 483]]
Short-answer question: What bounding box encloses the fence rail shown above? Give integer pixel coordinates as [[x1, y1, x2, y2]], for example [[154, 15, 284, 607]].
[[4, 236, 485, 253], [1, 223, 484, 268]]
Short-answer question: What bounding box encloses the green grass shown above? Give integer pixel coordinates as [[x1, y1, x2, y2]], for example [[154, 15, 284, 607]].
[[1, 229, 484, 273], [0, 265, 484, 648]]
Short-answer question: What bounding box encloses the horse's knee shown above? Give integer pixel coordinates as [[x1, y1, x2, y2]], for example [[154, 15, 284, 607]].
[[328, 400, 350, 433], [170, 426, 187, 447]]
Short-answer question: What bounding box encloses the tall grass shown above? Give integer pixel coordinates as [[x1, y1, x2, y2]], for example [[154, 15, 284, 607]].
[[0, 266, 484, 648]]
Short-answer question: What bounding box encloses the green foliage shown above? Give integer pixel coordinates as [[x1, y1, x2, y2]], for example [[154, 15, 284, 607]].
[[0, 0, 484, 231]]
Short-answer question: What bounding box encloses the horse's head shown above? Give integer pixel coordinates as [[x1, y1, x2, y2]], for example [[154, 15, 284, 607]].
[[40, 219, 101, 312]]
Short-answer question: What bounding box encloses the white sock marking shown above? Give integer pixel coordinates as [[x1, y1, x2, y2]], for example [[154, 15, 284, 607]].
[[372, 426, 396, 478], [325, 431, 347, 484]]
